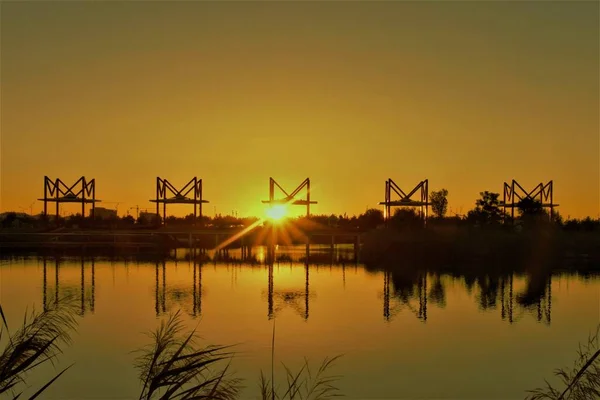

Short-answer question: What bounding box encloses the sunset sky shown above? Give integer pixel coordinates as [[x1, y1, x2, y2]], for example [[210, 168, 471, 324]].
[[1, 1, 598, 219]]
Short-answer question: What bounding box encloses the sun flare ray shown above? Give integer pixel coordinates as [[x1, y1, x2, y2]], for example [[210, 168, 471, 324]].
[[214, 218, 264, 252]]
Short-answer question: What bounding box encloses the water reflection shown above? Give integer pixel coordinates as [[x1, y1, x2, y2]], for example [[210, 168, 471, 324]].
[[154, 258, 204, 317], [383, 270, 427, 322], [30, 246, 565, 325], [192, 259, 202, 317], [479, 273, 552, 325], [515, 274, 552, 325], [380, 268, 553, 324], [155, 261, 165, 315], [198, 244, 359, 266], [3, 246, 597, 400], [264, 245, 314, 320], [428, 274, 446, 308], [264, 262, 312, 320], [42, 256, 95, 316]]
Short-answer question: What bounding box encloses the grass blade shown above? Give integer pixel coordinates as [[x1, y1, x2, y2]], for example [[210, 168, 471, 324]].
[[0, 296, 79, 398], [134, 311, 241, 400], [27, 364, 73, 400]]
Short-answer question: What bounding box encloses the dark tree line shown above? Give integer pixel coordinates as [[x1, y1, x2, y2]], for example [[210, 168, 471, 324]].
[[1, 189, 598, 232]]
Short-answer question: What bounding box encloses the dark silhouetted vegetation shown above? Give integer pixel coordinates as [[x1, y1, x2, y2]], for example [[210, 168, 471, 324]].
[[2, 287, 599, 398], [518, 197, 545, 218], [0, 297, 79, 398], [134, 310, 242, 399], [1, 185, 599, 236], [0, 301, 342, 399], [526, 324, 600, 400], [466, 191, 507, 226], [356, 208, 384, 231], [258, 356, 343, 400], [134, 311, 343, 400], [430, 189, 449, 219], [388, 208, 425, 231]]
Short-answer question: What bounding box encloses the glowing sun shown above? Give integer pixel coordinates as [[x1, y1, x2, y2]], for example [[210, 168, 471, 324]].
[[265, 205, 288, 221]]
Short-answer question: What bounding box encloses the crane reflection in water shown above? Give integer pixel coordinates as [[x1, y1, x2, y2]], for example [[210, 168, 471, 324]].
[[154, 254, 204, 318], [35, 249, 553, 326], [42, 255, 95, 316], [263, 257, 312, 321]]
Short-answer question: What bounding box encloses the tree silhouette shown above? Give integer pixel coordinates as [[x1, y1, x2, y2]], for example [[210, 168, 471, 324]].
[[466, 191, 506, 225], [517, 198, 544, 217], [430, 189, 449, 219], [121, 215, 135, 225], [580, 217, 599, 231], [517, 197, 550, 228], [357, 209, 384, 230], [1, 212, 17, 229], [389, 208, 423, 231], [551, 211, 564, 226]]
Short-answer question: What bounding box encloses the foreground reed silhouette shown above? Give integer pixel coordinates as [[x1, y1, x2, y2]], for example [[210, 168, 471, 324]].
[[2, 299, 596, 399], [0, 300, 342, 399], [133, 310, 343, 400], [0, 297, 79, 399], [257, 318, 342, 400], [526, 325, 600, 400], [133, 310, 242, 399]]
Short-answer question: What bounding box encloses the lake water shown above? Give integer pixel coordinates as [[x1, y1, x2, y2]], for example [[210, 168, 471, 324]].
[[1, 246, 599, 399]]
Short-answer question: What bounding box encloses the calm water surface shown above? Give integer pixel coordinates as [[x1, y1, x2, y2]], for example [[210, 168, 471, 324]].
[[1, 246, 598, 399]]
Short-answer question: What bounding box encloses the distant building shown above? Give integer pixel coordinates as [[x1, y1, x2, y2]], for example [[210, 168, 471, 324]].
[[139, 211, 160, 225], [91, 207, 117, 219]]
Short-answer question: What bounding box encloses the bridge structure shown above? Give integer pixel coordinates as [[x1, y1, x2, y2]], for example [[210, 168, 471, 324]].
[[149, 177, 209, 227], [38, 176, 100, 219], [379, 179, 430, 222], [499, 179, 558, 220]]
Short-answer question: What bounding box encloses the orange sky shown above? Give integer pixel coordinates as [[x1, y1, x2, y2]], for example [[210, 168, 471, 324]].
[[1, 1, 598, 218]]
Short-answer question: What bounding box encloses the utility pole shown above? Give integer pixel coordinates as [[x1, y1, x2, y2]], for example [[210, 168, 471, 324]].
[[129, 206, 139, 219], [19, 202, 35, 215]]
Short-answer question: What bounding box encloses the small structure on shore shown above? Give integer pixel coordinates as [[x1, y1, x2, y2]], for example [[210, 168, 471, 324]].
[[149, 177, 209, 226], [261, 177, 318, 217], [379, 178, 430, 222], [500, 179, 559, 220], [38, 176, 100, 219]]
